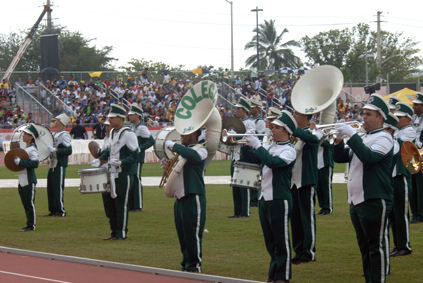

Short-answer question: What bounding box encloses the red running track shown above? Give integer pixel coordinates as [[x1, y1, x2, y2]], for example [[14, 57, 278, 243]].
[[0, 252, 211, 283]]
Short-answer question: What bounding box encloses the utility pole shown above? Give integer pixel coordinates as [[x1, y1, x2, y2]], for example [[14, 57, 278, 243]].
[[376, 11, 382, 84], [251, 7, 263, 73], [225, 0, 234, 82]]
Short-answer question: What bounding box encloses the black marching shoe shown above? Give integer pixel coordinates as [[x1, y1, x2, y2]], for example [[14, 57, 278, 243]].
[[112, 237, 128, 241], [44, 212, 55, 217], [130, 208, 143, 212], [103, 235, 117, 240], [227, 215, 239, 218], [391, 248, 412, 257], [320, 211, 331, 215], [315, 210, 324, 215], [53, 212, 66, 217], [410, 219, 423, 224], [292, 258, 301, 265], [19, 226, 35, 232], [389, 247, 398, 256]]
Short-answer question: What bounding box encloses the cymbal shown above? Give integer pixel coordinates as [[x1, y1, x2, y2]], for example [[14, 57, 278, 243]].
[[5, 148, 29, 172], [401, 141, 422, 174], [89, 141, 101, 158], [221, 117, 246, 146]]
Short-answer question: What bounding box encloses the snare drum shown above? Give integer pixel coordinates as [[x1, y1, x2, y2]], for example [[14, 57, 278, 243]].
[[217, 142, 232, 155], [154, 126, 181, 160], [78, 168, 108, 194], [230, 161, 262, 190]]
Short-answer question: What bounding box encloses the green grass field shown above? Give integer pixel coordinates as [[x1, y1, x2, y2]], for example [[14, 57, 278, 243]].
[[1, 160, 421, 282]]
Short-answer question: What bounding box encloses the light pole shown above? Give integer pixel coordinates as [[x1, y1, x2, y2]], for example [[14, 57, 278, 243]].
[[359, 52, 374, 85], [251, 7, 263, 73], [225, 0, 234, 82]]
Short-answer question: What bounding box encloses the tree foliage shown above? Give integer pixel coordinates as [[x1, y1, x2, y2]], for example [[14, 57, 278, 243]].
[[244, 19, 302, 70], [301, 23, 423, 83], [0, 25, 116, 72]]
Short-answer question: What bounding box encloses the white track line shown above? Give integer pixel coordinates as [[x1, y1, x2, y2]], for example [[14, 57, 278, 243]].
[[0, 270, 71, 283]]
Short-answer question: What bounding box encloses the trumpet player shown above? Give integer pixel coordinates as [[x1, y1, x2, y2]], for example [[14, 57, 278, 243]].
[[411, 92, 423, 223], [228, 97, 256, 218], [333, 94, 393, 283], [290, 110, 321, 264], [244, 111, 297, 283]]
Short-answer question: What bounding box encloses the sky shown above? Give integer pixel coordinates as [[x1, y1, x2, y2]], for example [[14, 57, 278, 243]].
[[2, 0, 423, 72]]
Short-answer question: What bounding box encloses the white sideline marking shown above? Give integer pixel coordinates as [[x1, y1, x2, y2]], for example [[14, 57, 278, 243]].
[[0, 270, 72, 283]]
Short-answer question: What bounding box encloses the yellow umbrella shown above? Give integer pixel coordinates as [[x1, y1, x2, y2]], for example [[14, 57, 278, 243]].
[[89, 71, 103, 78], [191, 67, 210, 74], [383, 88, 417, 106]]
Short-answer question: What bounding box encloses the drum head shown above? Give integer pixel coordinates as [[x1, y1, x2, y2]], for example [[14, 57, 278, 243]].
[[5, 148, 29, 172], [10, 124, 27, 150], [154, 127, 181, 160], [33, 124, 54, 162]]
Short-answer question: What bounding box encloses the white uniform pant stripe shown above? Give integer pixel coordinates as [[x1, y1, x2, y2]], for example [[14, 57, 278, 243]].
[[403, 176, 411, 250], [59, 167, 64, 215], [384, 220, 390, 275], [195, 195, 202, 273], [284, 200, 290, 279], [379, 199, 386, 282], [310, 187, 315, 260], [328, 166, 333, 213], [247, 189, 250, 216], [122, 176, 130, 238], [137, 163, 142, 209], [31, 183, 36, 228]]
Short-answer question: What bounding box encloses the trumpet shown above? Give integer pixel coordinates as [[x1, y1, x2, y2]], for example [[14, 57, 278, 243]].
[[312, 121, 363, 136], [221, 129, 268, 144]]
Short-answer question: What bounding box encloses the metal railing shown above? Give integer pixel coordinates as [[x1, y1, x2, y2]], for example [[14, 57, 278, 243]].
[[15, 85, 53, 125]]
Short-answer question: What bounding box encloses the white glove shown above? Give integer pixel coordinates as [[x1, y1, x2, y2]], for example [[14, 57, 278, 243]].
[[14, 158, 21, 165], [91, 158, 100, 167], [245, 130, 255, 135], [314, 128, 324, 140], [100, 163, 108, 169], [228, 129, 236, 134], [47, 146, 56, 153], [165, 140, 175, 150], [245, 135, 261, 149], [335, 123, 356, 139], [160, 158, 168, 169], [108, 159, 122, 166]]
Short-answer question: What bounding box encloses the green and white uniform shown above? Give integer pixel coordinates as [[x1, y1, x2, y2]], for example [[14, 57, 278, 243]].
[[129, 122, 155, 211], [250, 115, 266, 207], [170, 143, 207, 272], [101, 136, 111, 219], [253, 141, 296, 281], [316, 138, 334, 214], [334, 128, 393, 283], [47, 129, 72, 216], [99, 126, 138, 239], [411, 114, 423, 221], [18, 144, 39, 229], [390, 126, 415, 251], [231, 117, 255, 217], [290, 126, 319, 262]]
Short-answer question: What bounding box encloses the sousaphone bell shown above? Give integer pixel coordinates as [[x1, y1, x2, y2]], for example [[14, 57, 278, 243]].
[[401, 141, 423, 174]]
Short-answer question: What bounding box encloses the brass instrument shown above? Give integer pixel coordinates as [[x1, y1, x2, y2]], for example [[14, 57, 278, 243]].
[[401, 141, 423, 174], [159, 154, 180, 188], [221, 129, 268, 145]]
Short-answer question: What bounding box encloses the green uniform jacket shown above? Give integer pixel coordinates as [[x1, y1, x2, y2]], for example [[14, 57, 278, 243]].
[[19, 144, 39, 185], [55, 130, 72, 167], [172, 143, 206, 196], [138, 135, 155, 163], [292, 126, 319, 187]]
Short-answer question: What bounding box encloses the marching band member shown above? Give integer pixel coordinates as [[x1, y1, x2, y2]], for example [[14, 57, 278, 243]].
[[92, 104, 139, 240], [388, 96, 401, 114], [290, 110, 320, 264], [127, 103, 156, 212], [390, 102, 415, 256], [316, 136, 334, 215], [410, 92, 423, 223], [16, 124, 40, 231], [250, 99, 266, 207], [245, 111, 297, 283], [228, 97, 256, 218], [266, 107, 282, 133], [101, 120, 113, 220], [334, 94, 393, 283], [164, 129, 207, 273], [45, 114, 72, 217]]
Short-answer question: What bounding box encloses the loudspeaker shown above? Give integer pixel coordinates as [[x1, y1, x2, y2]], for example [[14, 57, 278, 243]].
[[40, 34, 59, 82]]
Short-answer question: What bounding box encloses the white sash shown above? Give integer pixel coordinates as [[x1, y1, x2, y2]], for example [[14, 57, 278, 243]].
[[109, 127, 130, 199]]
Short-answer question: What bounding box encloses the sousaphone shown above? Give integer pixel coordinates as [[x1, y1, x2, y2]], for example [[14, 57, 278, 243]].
[[401, 141, 423, 174], [161, 80, 222, 198]]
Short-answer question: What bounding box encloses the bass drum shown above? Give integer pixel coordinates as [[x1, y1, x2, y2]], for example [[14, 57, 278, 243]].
[[10, 124, 54, 161], [154, 126, 181, 160]]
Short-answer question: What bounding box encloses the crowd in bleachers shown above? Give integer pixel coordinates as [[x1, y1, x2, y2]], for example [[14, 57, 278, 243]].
[[0, 70, 363, 128]]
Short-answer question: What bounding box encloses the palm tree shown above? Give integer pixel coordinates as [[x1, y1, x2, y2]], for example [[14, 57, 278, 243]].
[[245, 19, 302, 70]]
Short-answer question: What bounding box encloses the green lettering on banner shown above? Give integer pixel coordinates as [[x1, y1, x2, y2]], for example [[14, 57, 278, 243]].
[[176, 108, 191, 119], [208, 84, 216, 103], [201, 81, 209, 100], [190, 88, 202, 104]]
